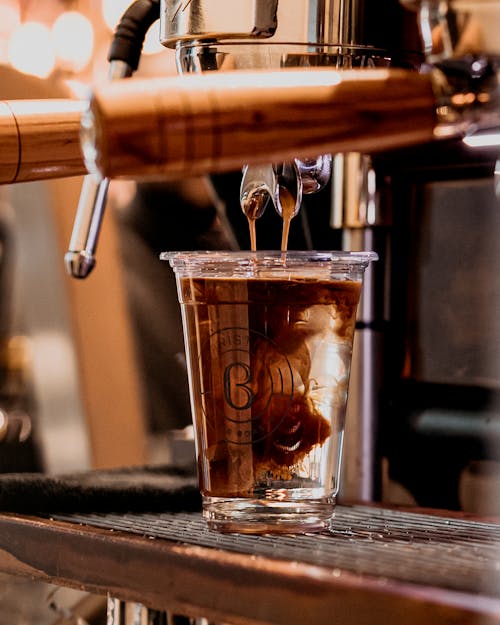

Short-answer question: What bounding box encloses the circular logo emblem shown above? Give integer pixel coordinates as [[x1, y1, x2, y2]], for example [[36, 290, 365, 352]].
[[200, 327, 295, 444]]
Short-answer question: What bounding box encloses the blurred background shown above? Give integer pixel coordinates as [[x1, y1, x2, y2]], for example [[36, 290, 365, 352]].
[[0, 5, 206, 619], [0, 0, 212, 481]]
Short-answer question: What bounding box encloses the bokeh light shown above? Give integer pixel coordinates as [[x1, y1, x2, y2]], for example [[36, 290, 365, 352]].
[[102, 0, 133, 32], [52, 11, 94, 73], [143, 19, 163, 55], [8, 22, 55, 78], [0, 3, 20, 63]]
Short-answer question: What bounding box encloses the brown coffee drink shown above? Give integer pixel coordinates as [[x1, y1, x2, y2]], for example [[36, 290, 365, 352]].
[[179, 275, 361, 497]]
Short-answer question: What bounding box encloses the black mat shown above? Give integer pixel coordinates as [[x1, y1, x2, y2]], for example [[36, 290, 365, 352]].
[[0, 465, 201, 513]]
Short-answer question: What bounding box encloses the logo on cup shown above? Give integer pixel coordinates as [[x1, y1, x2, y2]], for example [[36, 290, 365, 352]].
[[200, 326, 295, 444]]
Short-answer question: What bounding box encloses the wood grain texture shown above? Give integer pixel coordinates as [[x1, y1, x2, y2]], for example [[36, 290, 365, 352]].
[[0, 99, 86, 184], [0, 69, 437, 185], [0, 512, 499, 625], [0, 102, 21, 183], [88, 68, 436, 180]]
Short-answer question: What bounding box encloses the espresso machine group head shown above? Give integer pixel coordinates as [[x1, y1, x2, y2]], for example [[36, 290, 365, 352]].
[[162, 0, 499, 218], [162, 0, 407, 234]]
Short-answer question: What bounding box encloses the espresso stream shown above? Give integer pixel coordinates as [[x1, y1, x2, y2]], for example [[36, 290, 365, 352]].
[[279, 186, 295, 252], [243, 181, 295, 252]]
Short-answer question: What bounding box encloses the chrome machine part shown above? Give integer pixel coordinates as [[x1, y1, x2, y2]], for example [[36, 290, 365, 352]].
[[240, 163, 275, 222], [65, 59, 133, 279], [330, 153, 383, 503], [295, 154, 333, 195], [401, 0, 500, 141], [161, 0, 366, 48], [64, 176, 110, 279], [273, 160, 302, 219], [67, 0, 161, 279], [240, 158, 330, 226], [331, 153, 380, 229]]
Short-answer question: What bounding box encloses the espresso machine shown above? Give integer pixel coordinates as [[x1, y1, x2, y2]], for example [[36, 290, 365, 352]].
[[160, 0, 500, 511], [61, 0, 499, 511]]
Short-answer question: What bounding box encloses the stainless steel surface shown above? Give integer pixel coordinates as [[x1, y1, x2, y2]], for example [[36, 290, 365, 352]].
[[240, 164, 274, 222], [331, 153, 381, 228], [64, 176, 109, 279], [339, 227, 383, 502], [53, 505, 500, 598], [295, 154, 333, 195], [162, 0, 278, 44], [165, 0, 389, 231], [273, 161, 302, 218], [161, 0, 368, 47], [240, 158, 333, 225], [401, 0, 500, 139], [400, 0, 500, 61], [67, 60, 133, 280]]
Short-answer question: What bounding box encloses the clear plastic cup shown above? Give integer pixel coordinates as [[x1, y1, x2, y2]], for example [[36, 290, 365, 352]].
[[163, 250, 377, 533]]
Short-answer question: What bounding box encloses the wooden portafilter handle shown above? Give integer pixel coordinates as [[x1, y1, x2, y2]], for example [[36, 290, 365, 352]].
[[0, 99, 87, 184], [82, 67, 437, 181], [0, 69, 436, 186]]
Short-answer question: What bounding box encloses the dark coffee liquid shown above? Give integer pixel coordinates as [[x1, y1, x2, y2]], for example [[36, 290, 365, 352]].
[[180, 275, 361, 497]]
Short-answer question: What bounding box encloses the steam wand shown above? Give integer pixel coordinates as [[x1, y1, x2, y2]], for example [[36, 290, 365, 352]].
[[65, 0, 160, 279]]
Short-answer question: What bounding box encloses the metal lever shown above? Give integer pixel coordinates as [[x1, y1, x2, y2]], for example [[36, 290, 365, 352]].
[[65, 59, 129, 280], [64, 175, 109, 279], [65, 0, 161, 278], [65, 58, 133, 279]]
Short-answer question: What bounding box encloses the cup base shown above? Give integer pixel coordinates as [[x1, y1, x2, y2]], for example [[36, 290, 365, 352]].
[[203, 496, 335, 534]]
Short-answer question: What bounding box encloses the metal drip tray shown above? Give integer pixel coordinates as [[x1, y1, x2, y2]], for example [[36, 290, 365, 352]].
[[52, 504, 500, 598]]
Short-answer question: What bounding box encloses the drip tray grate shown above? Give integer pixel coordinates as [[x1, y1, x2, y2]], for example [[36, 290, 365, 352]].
[[52, 505, 500, 597]]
